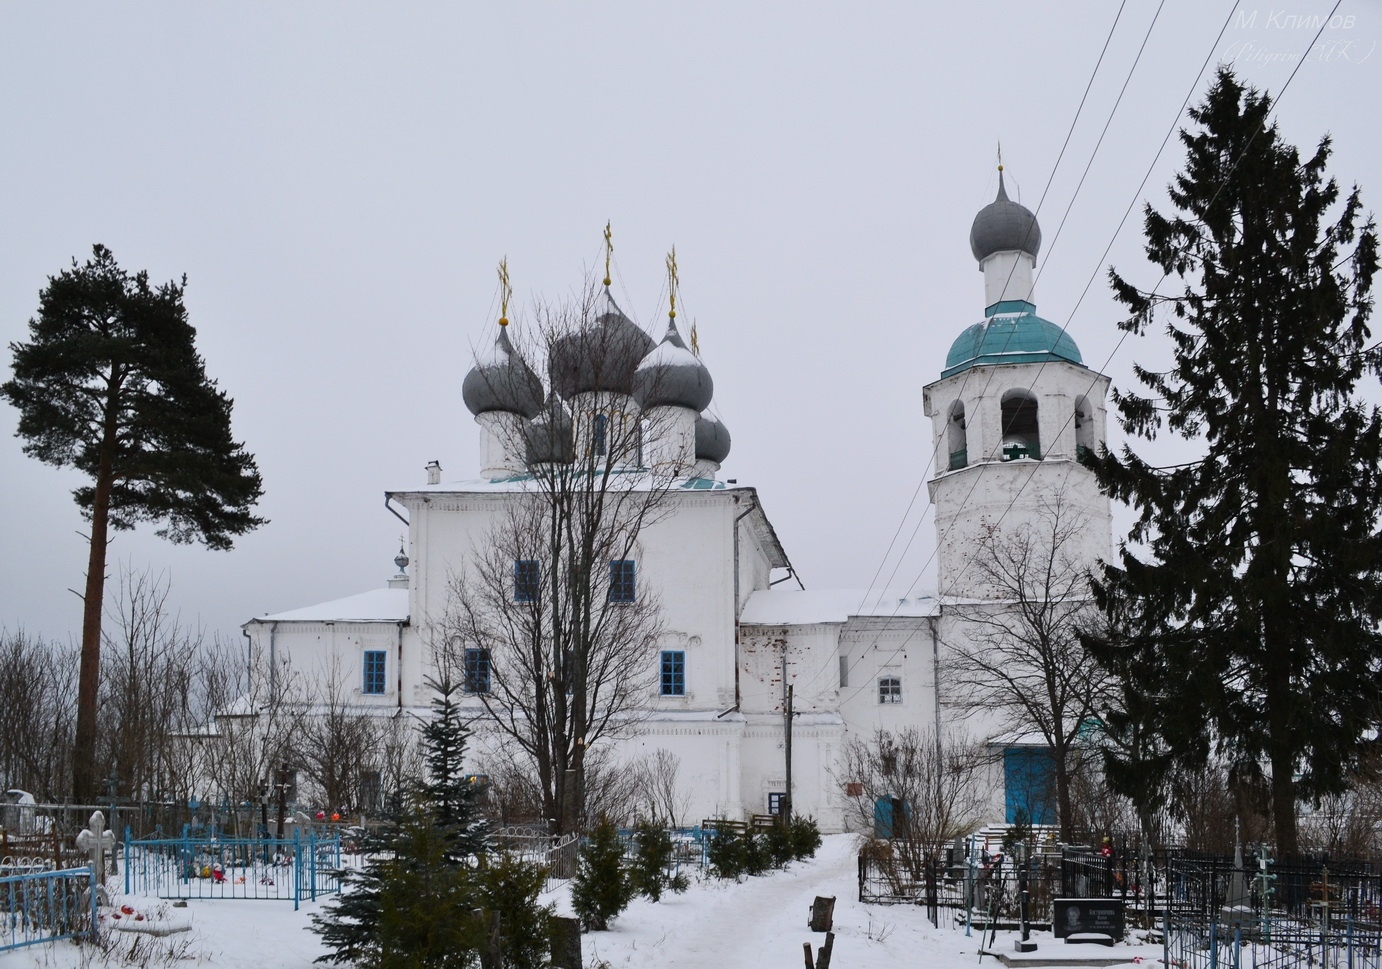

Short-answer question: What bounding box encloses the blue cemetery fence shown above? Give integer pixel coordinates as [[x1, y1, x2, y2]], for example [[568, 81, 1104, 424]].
[[0, 866, 98, 953], [124, 827, 342, 911]]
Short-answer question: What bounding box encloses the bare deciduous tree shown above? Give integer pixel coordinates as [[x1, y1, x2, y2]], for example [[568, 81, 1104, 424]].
[[196, 645, 307, 832], [946, 494, 1108, 842], [98, 566, 211, 804], [835, 727, 991, 900], [633, 748, 688, 827], [297, 659, 385, 815], [0, 630, 76, 800], [440, 278, 696, 834]]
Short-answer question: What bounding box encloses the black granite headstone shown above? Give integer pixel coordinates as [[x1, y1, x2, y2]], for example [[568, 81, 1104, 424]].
[[1053, 898, 1125, 942]]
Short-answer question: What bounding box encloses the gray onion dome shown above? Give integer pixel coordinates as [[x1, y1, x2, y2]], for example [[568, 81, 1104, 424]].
[[633, 318, 713, 411], [462, 325, 545, 418], [548, 289, 655, 399], [969, 170, 1041, 262], [695, 413, 731, 464], [525, 402, 575, 465]]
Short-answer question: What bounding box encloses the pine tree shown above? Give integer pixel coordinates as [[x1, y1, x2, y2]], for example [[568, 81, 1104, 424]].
[[1086, 68, 1382, 856], [1, 245, 265, 801]]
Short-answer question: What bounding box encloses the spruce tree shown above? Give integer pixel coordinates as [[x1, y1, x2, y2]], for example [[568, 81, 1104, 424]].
[[416, 675, 492, 860], [312, 675, 493, 966], [2, 245, 265, 801], [629, 821, 688, 901], [570, 816, 635, 931], [1085, 68, 1382, 856]]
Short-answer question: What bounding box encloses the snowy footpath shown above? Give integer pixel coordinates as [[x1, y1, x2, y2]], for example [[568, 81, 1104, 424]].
[[1, 834, 1165, 969]]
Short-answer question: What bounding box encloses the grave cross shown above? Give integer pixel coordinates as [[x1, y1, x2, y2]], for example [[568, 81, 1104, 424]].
[[75, 810, 117, 886]]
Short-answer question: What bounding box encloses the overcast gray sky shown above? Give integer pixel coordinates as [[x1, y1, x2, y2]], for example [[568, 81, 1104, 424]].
[[3, 1, 1378, 644]]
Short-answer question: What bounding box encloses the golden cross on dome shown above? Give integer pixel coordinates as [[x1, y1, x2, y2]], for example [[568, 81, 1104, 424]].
[[603, 221, 613, 287], [666, 246, 679, 320], [497, 258, 511, 326]]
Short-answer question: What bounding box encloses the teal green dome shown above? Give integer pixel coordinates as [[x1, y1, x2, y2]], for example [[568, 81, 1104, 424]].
[[942, 300, 1083, 377]]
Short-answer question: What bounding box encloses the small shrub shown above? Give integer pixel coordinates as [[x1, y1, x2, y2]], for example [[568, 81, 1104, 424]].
[[789, 816, 822, 860], [765, 822, 793, 869], [630, 821, 688, 901], [706, 816, 819, 879], [480, 854, 553, 969], [707, 824, 748, 880], [571, 816, 635, 931]]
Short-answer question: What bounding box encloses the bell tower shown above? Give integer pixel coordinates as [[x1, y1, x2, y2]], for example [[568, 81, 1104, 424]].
[[922, 167, 1112, 600]]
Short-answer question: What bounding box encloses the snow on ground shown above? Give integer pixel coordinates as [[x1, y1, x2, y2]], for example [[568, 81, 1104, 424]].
[[1, 835, 1165, 968]]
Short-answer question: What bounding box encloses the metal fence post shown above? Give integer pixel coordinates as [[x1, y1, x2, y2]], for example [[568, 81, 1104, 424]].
[[124, 826, 131, 896], [89, 864, 99, 944], [1209, 910, 1218, 969], [293, 828, 301, 912]]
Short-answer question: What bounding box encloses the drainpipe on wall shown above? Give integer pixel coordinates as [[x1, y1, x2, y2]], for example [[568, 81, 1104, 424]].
[[931, 617, 943, 765], [269, 621, 279, 701], [241, 624, 254, 684], [385, 494, 409, 527], [396, 621, 405, 710], [732, 496, 757, 711]]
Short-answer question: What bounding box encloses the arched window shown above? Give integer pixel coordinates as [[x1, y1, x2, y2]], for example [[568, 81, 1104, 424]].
[[1074, 395, 1096, 459], [947, 400, 967, 470], [592, 413, 608, 457], [1000, 390, 1040, 460]]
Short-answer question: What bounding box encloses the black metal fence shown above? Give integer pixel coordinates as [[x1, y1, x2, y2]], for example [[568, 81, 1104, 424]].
[[858, 839, 1382, 967], [858, 842, 1164, 929], [1165, 854, 1382, 969]]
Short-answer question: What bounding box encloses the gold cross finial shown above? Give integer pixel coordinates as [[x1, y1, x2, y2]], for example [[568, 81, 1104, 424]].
[[690, 321, 700, 356], [497, 258, 511, 326], [602, 221, 613, 287], [997, 140, 1003, 173], [666, 246, 679, 320]]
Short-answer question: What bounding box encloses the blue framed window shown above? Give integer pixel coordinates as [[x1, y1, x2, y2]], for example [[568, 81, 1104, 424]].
[[609, 559, 636, 603], [593, 413, 608, 456], [465, 648, 491, 694], [514, 559, 540, 603], [768, 792, 787, 816], [878, 676, 901, 704], [660, 650, 685, 696], [362, 650, 387, 695]]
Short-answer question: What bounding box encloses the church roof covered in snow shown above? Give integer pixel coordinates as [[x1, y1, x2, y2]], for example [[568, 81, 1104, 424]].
[[740, 588, 939, 626], [250, 587, 409, 624]]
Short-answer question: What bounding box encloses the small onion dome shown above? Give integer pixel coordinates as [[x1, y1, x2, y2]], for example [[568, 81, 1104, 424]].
[[969, 170, 1041, 262], [548, 289, 655, 399], [462, 325, 545, 418], [694, 412, 731, 464], [633, 317, 713, 411], [524, 402, 575, 465]]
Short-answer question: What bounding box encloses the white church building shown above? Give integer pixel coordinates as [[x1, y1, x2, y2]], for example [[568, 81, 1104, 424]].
[[244, 171, 1113, 833]]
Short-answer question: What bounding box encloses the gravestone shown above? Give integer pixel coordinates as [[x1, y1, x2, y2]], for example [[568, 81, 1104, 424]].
[[75, 810, 116, 906], [550, 915, 582, 969], [1053, 898, 1124, 943]]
